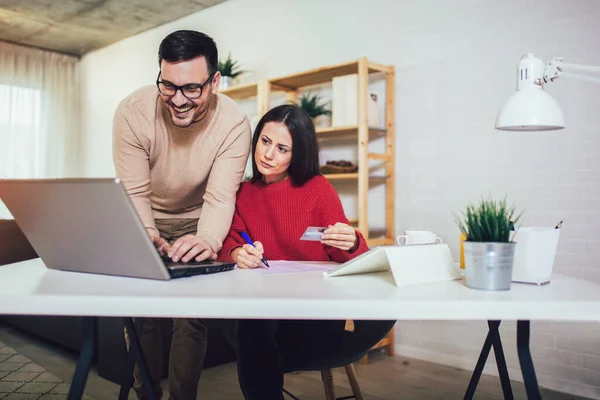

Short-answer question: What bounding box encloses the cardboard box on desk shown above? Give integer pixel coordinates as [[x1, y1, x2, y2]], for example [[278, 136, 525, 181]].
[[510, 227, 560, 285], [323, 244, 461, 287]]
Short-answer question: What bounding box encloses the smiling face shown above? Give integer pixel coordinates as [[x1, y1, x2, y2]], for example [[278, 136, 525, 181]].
[[158, 56, 220, 128], [254, 122, 293, 184]]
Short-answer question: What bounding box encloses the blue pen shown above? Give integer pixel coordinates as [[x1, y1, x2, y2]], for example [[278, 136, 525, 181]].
[[240, 231, 270, 268]]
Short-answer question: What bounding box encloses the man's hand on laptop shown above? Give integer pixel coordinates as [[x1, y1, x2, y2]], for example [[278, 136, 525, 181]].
[[168, 235, 217, 263], [151, 236, 172, 256]]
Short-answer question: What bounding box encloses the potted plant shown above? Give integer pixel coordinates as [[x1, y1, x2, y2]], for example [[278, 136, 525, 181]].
[[218, 53, 245, 89], [296, 92, 332, 128], [455, 196, 522, 291]]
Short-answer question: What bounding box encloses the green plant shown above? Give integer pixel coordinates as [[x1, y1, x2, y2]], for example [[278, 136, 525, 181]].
[[455, 196, 522, 243], [217, 53, 245, 78], [296, 92, 332, 118]]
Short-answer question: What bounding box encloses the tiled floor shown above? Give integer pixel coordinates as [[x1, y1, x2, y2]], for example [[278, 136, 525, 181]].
[[0, 340, 87, 400]]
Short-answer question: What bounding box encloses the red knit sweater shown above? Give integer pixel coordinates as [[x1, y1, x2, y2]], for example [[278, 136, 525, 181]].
[[218, 175, 370, 263]]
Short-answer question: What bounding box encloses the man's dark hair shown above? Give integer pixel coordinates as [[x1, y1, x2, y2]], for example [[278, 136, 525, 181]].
[[158, 30, 218, 75], [251, 104, 321, 186]]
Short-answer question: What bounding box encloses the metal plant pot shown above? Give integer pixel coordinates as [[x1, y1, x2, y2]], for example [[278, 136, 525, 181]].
[[220, 76, 233, 90], [463, 242, 516, 290]]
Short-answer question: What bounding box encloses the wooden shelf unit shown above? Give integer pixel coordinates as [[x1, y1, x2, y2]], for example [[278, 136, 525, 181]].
[[219, 57, 396, 247]]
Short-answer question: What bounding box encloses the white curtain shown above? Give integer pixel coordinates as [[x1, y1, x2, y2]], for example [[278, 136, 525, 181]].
[[0, 41, 80, 218]]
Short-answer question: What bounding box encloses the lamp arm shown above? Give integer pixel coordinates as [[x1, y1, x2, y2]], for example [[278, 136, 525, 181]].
[[559, 62, 600, 73], [543, 57, 600, 84], [558, 72, 600, 84]]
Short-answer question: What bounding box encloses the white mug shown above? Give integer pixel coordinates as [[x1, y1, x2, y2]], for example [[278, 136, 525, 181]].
[[396, 230, 443, 246]]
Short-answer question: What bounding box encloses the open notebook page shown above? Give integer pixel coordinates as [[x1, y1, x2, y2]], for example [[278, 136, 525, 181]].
[[260, 260, 338, 275]]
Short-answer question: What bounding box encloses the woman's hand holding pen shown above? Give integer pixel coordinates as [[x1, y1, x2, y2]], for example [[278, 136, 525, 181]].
[[232, 241, 265, 269], [321, 222, 358, 252]]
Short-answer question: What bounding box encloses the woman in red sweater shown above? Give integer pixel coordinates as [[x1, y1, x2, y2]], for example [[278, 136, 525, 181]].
[[218, 104, 369, 400]]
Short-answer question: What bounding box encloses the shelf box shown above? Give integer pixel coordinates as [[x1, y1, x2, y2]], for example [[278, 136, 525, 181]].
[[269, 60, 387, 90]]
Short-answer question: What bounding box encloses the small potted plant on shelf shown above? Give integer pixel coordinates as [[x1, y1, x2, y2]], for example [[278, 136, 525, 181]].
[[455, 195, 522, 291], [297, 92, 332, 128], [218, 53, 245, 90]]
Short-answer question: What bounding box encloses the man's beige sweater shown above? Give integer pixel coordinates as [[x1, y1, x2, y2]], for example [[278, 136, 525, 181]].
[[112, 85, 251, 252]]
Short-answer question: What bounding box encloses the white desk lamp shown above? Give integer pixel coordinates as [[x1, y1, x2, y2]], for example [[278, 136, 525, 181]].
[[495, 53, 600, 131]]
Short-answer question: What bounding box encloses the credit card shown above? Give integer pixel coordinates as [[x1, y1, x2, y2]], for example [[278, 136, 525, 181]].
[[300, 226, 326, 241]]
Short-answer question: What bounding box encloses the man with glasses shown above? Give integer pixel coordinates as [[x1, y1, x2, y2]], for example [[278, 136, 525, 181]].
[[112, 30, 251, 400]]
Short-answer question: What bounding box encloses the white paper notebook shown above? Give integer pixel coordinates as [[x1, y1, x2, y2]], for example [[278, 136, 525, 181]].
[[260, 260, 337, 275]]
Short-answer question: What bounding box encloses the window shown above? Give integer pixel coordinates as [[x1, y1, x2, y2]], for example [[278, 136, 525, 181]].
[[0, 84, 42, 219]]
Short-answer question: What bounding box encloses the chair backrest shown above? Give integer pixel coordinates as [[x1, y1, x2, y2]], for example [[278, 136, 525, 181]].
[[285, 320, 396, 372], [336, 320, 396, 365]]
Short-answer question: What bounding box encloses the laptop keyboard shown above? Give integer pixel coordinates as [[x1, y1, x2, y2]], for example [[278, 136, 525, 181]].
[[160, 255, 214, 266], [159, 255, 236, 278]]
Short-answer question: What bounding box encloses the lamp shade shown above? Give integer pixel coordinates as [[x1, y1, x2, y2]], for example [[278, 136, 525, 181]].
[[495, 53, 565, 131], [495, 86, 565, 131]]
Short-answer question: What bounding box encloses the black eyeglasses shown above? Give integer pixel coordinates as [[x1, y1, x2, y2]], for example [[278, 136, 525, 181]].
[[156, 71, 216, 99]]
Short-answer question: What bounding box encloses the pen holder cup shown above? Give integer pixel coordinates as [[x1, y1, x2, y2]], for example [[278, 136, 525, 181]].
[[510, 227, 560, 285]]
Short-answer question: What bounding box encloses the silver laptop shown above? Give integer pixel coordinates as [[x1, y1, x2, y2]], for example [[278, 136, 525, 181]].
[[0, 178, 235, 280]]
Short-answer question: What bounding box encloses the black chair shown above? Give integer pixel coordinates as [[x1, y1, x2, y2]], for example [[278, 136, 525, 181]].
[[283, 320, 396, 400]]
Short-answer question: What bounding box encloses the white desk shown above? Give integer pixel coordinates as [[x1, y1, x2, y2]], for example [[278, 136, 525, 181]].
[[2, 258, 600, 400], [2, 259, 600, 320]]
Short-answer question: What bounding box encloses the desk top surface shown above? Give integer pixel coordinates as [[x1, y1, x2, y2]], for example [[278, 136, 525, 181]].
[[1, 259, 599, 321]]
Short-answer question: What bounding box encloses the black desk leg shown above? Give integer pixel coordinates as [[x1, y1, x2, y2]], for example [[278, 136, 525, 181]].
[[67, 317, 97, 400], [464, 320, 513, 400], [517, 320, 542, 400], [120, 317, 156, 400], [491, 321, 513, 399]]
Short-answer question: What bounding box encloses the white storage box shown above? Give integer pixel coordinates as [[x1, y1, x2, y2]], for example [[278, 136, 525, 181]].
[[511, 227, 561, 285]]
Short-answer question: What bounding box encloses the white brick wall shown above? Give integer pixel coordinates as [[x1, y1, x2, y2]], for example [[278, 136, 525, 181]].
[[80, 0, 600, 397], [393, 1, 600, 397]]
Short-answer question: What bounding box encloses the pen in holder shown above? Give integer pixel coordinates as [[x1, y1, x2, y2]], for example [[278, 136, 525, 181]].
[[510, 226, 561, 285]]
